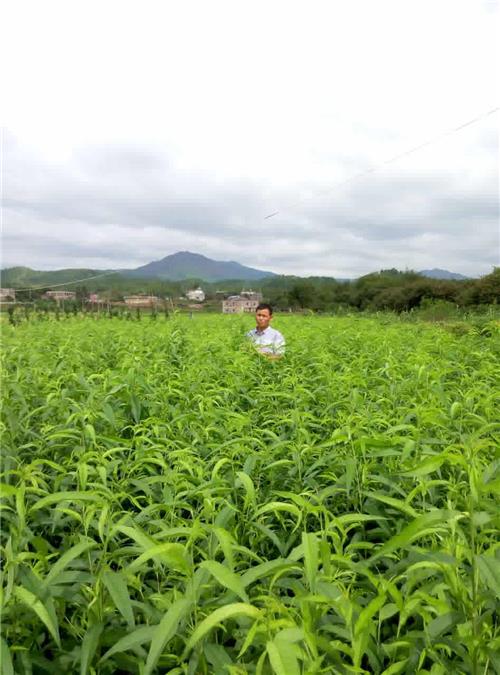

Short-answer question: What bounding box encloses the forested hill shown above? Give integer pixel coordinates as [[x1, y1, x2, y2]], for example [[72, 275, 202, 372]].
[[0, 267, 117, 288], [122, 251, 276, 281], [2, 266, 499, 311]]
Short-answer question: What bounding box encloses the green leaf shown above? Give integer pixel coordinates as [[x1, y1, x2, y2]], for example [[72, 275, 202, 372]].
[[114, 524, 156, 550], [30, 491, 102, 512], [14, 586, 61, 646], [354, 593, 386, 638], [401, 456, 445, 478], [0, 484, 17, 498], [334, 513, 389, 526], [370, 511, 451, 563], [144, 598, 191, 675], [100, 625, 156, 661], [302, 532, 319, 591], [241, 559, 290, 588], [380, 660, 409, 675], [43, 539, 96, 588], [0, 637, 14, 675], [200, 561, 248, 601], [236, 471, 256, 508], [427, 612, 458, 640], [365, 493, 417, 518], [256, 502, 302, 521], [127, 542, 189, 573], [80, 622, 103, 675], [203, 643, 233, 670], [184, 603, 261, 655], [102, 571, 135, 627], [476, 554, 500, 599], [212, 527, 236, 571], [267, 638, 301, 675]]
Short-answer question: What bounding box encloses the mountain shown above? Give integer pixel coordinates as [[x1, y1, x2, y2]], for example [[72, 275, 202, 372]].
[[122, 251, 277, 282], [418, 268, 469, 280], [0, 266, 110, 287]]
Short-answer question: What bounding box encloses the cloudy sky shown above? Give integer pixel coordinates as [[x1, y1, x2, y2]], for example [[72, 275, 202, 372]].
[[1, 0, 498, 278]]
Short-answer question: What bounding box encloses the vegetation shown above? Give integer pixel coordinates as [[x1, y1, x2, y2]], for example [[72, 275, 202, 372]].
[[1, 314, 499, 673], [2, 267, 499, 314]]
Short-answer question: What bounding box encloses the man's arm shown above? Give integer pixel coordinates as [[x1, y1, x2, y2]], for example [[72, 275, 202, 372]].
[[267, 333, 285, 359]]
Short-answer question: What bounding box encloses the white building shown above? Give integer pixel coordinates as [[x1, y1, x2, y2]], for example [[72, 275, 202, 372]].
[[186, 287, 205, 302], [124, 295, 160, 308], [222, 290, 263, 314], [44, 290, 76, 301], [0, 288, 16, 301]]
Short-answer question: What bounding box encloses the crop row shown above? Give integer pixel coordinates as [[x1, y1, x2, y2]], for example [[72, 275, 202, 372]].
[[1, 315, 499, 674]]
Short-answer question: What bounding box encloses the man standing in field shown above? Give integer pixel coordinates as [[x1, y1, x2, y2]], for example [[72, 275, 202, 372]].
[[246, 303, 285, 358]]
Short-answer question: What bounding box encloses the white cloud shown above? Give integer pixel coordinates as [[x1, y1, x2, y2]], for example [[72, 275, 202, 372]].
[[1, 0, 498, 277]]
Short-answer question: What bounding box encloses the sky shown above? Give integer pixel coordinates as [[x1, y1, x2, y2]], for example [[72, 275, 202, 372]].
[[1, 0, 498, 278]]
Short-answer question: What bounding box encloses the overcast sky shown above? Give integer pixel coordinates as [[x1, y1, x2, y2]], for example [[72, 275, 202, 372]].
[[1, 0, 498, 278]]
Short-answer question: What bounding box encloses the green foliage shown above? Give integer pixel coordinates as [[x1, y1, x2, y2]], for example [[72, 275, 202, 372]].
[[1, 315, 499, 673]]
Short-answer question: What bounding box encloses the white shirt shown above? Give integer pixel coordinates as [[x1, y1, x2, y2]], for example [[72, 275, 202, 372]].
[[246, 326, 285, 355]]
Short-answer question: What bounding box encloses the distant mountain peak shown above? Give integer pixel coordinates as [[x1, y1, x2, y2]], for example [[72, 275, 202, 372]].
[[123, 251, 276, 282], [418, 268, 469, 280]]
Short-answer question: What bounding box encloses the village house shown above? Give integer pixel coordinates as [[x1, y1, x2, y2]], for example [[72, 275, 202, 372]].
[[186, 287, 205, 302], [44, 290, 76, 301], [124, 295, 160, 308], [0, 288, 16, 302], [222, 290, 263, 314]]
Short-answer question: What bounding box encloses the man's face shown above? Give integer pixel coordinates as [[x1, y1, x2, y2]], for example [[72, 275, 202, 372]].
[[255, 308, 272, 331]]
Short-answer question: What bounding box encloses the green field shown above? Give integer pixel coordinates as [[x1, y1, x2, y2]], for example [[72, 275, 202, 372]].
[[1, 315, 499, 674]]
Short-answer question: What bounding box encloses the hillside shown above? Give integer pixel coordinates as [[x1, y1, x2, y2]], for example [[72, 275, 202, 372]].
[[418, 268, 469, 280], [122, 251, 276, 282], [0, 267, 114, 288]]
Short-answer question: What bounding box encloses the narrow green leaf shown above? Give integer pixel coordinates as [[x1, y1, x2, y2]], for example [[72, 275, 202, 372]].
[[0, 484, 17, 498], [203, 643, 233, 670], [302, 532, 319, 592], [380, 660, 409, 675], [255, 502, 302, 520], [475, 554, 500, 599], [102, 571, 135, 627], [30, 491, 101, 512], [212, 527, 236, 571], [114, 524, 156, 550], [14, 586, 61, 646], [144, 598, 191, 675], [401, 456, 444, 478], [334, 514, 389, 526], [241, 559, 290, 588], [427, 612, 458, 640], [370, 511, 451, 563], [43, 539, 95, 588], [184, 603, 261, 655], [365, 493, 417, 518], [127, 542, 189, 573], [267, 638, 301, 675], [354, 593, 386, 637], [236, 471, 256, 508], [0, 637, 14, 675], [80, 622, 103, 675], [200, 561, 248, 601], [100, 625, 156, 661]]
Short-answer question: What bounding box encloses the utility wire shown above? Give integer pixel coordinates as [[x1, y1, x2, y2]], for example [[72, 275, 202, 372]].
[[6, 269, 119, 292], [264, 105, 499, 220]]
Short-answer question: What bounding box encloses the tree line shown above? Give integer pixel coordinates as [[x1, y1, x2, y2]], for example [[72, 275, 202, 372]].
[[5, 267, 499, 313], [263, 268, 500, 312]]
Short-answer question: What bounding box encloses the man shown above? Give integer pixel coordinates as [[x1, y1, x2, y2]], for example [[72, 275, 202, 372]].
[[246, 303, 285, 358]]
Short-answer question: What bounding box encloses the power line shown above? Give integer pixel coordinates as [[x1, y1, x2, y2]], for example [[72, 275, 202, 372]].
[[7, 269, 119, 292], [264, 105, 499, 220]]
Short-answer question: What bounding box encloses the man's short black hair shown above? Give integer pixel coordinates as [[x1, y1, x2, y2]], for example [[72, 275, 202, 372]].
[[256, 303, 273, 315]]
